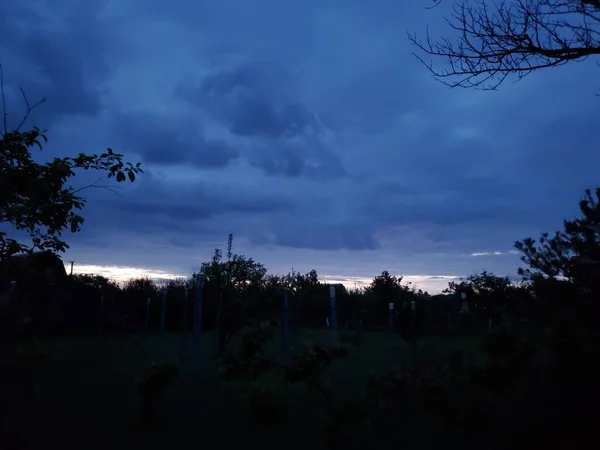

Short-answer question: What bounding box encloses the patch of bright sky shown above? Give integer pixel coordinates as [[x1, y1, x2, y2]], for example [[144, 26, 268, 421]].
[[66, 263, 459, 294]]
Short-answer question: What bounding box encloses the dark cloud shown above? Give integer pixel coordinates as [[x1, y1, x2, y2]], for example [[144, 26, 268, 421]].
[[182, 65, 322, 138], [178, 64, 345, 179], [0, 1, 113, 130], [253, 224, 380, 251], [1, 0, 598, 292], [248, 137, 346, 179], [114, 112, 240, 168]]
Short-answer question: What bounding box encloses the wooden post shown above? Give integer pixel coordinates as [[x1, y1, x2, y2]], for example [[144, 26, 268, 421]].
[[144, 297, 151, 332], [329, 286, 338, 342], [160, 286, 168, 332], [182, 289, 189, 334], [283, 291, 290, 352], [99, 295, 105, 336], [388, 302, 394, 337], [193, 274, 205, 334]]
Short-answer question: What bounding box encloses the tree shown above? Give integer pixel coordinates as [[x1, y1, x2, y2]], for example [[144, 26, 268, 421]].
[[409, 0, 600, 90], [513, 188, 600, 332], [0, 68, 143, 260], [365, 270, 418, 309], [443, 271, 515, 319], [514, 187, 600, 283]]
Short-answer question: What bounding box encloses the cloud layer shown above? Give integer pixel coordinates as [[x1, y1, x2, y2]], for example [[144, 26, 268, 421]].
[[1, 0, 598, 292]]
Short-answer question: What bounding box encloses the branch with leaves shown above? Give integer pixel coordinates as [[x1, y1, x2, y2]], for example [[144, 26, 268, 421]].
[[0, 67, 143, 260]]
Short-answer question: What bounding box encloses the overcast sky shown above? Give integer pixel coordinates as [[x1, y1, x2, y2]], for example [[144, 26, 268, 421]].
[[1, 0, 598, 293]]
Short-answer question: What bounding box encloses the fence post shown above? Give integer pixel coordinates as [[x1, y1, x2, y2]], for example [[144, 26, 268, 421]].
[[182, 289, 189, 334], [329, 286, 338, 342], [283, 291, 290, 352], [160, 286, 168, 332], [193, 274, 205, 334], [99, 295, 105, 336], [388, 302, 394, 337], [144, 297, 151, 332]]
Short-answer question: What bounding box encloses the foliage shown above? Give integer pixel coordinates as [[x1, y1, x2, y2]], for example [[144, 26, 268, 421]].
[[513, 188, 600, 340], [217, 318, 351, 447], [365, 271, 419, 308], [471, 320, 537, 395], [243, 384, 287, 423], [71, 274, 120, 293], [0, 128, 142, 260], [443, 271, 517, 318], [135, 361, 179, 423], [410, 0, 600, 90], [515, 188, 600, 282], [218, 320, 276, 380]]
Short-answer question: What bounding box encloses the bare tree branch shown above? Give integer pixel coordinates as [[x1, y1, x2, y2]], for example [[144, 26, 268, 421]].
[[72, 176, 125, 198], [1, 65, 7, 135], [409, 0, 600, 90], [0, 63, 46, 135], [16, 88, 46, 132]]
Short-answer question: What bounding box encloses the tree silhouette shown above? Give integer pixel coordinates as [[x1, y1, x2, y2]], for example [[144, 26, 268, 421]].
[[0, 65, 142, 260], [514, 188, 600, 283], [409, 0, 600, 90]]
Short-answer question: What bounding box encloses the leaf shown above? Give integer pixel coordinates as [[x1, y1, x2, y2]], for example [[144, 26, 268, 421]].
[[0, 127, 142, 260]]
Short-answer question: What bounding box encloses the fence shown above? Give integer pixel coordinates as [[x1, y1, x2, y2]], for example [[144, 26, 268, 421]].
[[1, 271, 502, 339]]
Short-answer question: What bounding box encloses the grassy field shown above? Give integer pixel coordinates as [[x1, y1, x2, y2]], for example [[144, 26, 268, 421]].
[[1, 330, 482, 450]]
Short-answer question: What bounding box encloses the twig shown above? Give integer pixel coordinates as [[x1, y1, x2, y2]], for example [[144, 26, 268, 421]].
[[408, 0, 600, 90], [1, 64, 7, 135], [16, 88, 46, 131], [72, 176, 125, 197], [0, 63, 46, 134]]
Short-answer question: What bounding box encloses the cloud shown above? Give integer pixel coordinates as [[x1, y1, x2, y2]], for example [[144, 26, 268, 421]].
[[1, 0, 598, 293], [177, 64, 346, 179], [0, 1, 117, 131], [114, 111, 240, 169]]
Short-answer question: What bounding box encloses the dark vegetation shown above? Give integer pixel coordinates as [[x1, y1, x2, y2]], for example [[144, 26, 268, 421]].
[[2, 12, 600, 445], [1, 197, 599, 449]]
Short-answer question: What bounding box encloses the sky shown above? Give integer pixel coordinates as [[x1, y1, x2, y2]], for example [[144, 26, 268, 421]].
[[1, 0, 598, 294]]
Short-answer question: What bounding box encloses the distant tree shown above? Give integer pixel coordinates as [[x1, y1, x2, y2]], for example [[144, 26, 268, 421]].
[[409, 0, 600, 90], [513, 188, 600, 333], [72, 274, 119, 292], [365, 271, 418, 310], [124, 277, 160, 301], [0, 66, 142, 260], [443, 271, 515, 320], [200, 235, 270, 352], [514, 188, 600, 283]]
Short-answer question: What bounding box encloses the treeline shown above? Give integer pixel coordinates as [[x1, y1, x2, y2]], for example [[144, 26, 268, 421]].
[[66, 244, 534, 338]]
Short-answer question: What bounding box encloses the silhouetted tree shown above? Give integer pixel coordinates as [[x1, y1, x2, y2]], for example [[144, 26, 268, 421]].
[[515, 187, 600, 283], [0, 66, 142, 260], [409, 0, 600, 90]]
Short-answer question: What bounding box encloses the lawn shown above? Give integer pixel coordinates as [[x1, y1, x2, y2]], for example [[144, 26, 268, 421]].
[[1, 330, 482, 450]]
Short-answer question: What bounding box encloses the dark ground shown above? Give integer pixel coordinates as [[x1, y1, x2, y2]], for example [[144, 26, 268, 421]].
[[1, 330, 482, 450]]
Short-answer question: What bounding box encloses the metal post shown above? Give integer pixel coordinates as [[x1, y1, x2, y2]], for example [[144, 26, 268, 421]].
[[160, 287, 168, 332], [193, 274, 205, 334], [283, 291, 290, 352]]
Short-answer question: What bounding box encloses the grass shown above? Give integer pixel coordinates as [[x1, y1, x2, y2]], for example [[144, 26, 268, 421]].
[[1, 330, 482, 450]]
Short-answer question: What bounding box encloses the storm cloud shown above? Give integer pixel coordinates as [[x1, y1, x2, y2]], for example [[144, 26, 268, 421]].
[[1, 0, 598, 292]]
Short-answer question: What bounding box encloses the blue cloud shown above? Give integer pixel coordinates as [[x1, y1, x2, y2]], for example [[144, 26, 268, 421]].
[[1, 0, 597, 292]]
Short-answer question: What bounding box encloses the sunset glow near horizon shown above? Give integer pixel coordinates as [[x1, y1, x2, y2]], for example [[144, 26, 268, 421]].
[[64, 263, 460, 294]]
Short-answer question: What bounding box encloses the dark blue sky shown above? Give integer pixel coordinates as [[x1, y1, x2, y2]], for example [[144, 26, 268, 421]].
[[1, 0, 598, 292]]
